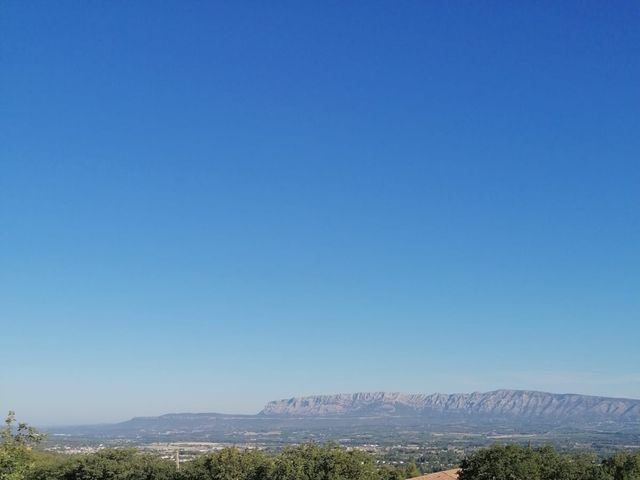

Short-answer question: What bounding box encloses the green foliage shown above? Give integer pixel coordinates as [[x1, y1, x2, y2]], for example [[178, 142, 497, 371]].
[[378, 466, 405, 480], [379, 462, 420, 480], [402, 463, 420, 479], [458, 444, 620, 480], [35, 444, 388, 480], [0, 412, 44, 480], [271, 444, 379, 480], [602, 452, 640, 480], [180, 447, 272, 480], [2, 417, 638, 480], [26, 449, 178, 480]]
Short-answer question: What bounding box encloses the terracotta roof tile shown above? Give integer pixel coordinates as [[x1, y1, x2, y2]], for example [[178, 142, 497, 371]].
[[408, 468, 461, 480]]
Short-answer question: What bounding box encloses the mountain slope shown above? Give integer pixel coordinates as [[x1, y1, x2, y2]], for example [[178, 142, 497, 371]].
[[49, 390, 640, 442], [260, 390, 640, 422]]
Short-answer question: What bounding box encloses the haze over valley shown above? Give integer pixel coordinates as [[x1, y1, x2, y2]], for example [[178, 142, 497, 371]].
[[48, 390, 640, 452]]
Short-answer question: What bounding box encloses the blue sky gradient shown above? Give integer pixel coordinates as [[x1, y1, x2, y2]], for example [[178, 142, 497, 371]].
[[1, 1, 639, 425]]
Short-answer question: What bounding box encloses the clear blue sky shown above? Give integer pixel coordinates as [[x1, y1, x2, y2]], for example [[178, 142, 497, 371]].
[[1, 1, 638, 426]]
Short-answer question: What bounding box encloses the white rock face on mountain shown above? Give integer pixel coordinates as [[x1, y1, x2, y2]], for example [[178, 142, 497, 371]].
[[260, 390, 640, 421], [52, 389, 640, 438], [260, 392, 429, 416]]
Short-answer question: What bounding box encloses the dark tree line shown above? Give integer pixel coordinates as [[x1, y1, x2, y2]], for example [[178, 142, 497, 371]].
[[459, 444, 640, 480], [14, 445, 415, 480]]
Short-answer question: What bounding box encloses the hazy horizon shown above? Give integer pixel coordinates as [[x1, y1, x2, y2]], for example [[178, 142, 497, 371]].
[[25, 385, 640, 427], [2, 1, 638, 426]]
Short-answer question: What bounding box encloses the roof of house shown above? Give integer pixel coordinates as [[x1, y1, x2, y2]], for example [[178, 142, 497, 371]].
[[408, 468, 461, 480]]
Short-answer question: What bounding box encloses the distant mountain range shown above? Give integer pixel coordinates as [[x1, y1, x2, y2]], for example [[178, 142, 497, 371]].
[[50, 390, 640, 442], [260, 390, 640, 422]]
